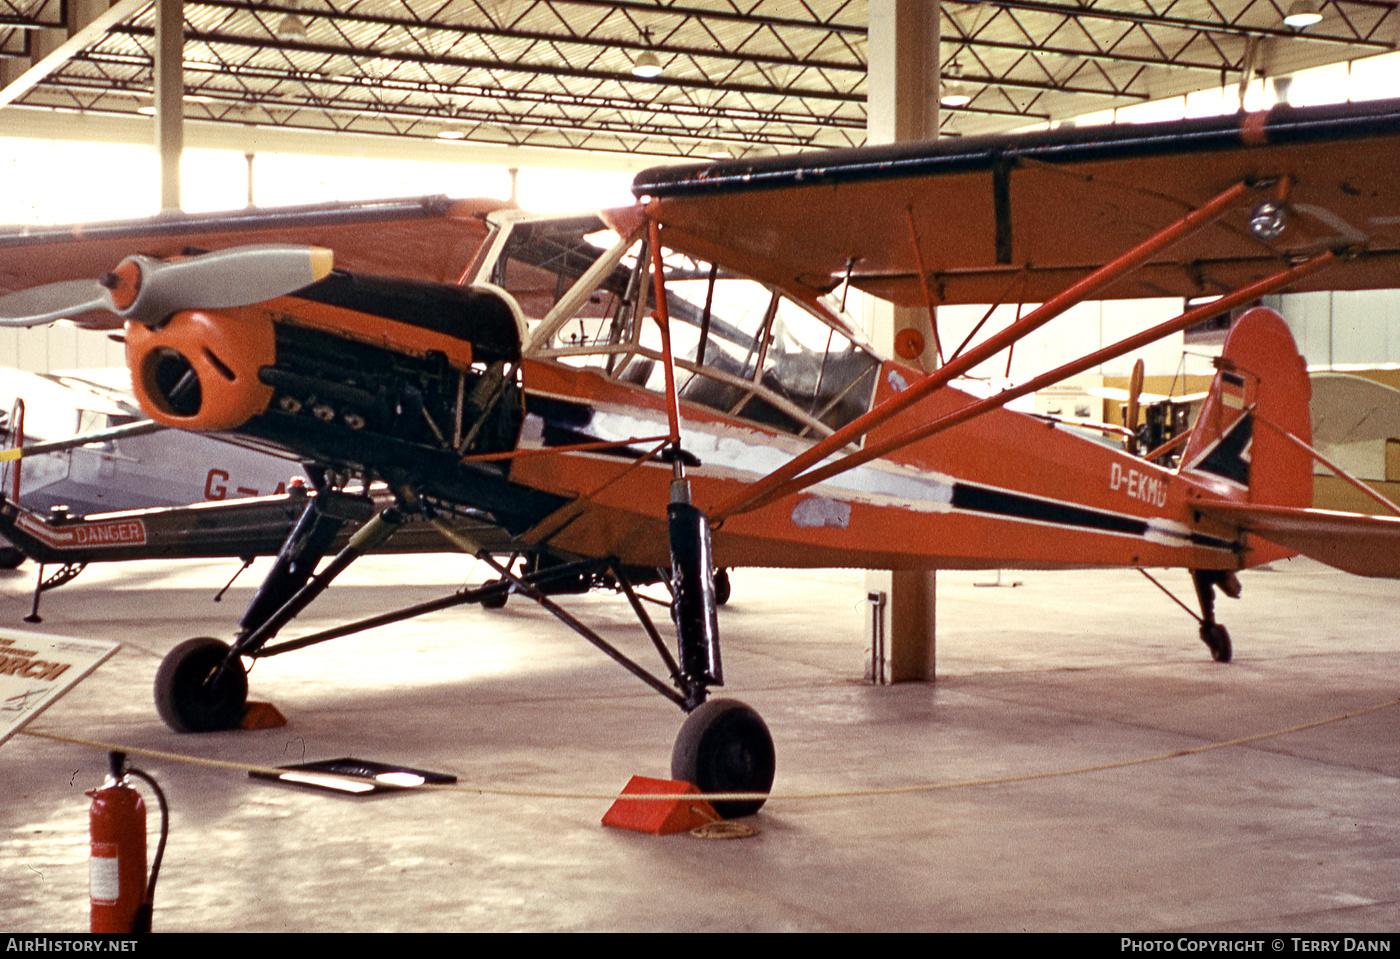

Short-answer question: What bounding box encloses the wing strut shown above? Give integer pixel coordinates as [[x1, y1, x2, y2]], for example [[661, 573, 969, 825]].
[[3, 398, 22, 503], [0, 420, 166, 463], [904, 207, 944, 366], [949, 267, 1030, 363], [648, 218, 723, 706], [648, 218, 685, 453], [735, 251, 1336, 512], [710, 178, 1253, 523]]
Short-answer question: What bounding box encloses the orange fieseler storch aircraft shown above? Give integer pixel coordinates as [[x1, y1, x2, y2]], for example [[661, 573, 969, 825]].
[[4, 97, 1400, 816]]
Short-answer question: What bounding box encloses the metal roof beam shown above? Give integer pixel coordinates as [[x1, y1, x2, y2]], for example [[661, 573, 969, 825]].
[[942, 36, 1239, 73], [0, 0, 64, 29], [982, 0, 1396, 49], [499, 0, 868, 35], [188, 0, 868, 73], [0, 0, 148, 108], [951, 70, 1151, 98], [114, 25, 868, 101], [75, 48, 867, 130]]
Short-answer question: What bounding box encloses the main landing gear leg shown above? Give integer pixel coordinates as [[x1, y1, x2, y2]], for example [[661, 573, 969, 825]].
[[153, 491, 401, 732], [666, 482, 774, 817], [1192, 569, 1240, 664]]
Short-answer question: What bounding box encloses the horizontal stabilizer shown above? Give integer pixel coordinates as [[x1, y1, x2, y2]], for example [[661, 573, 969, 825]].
[[1196, 501, 1400, 579]]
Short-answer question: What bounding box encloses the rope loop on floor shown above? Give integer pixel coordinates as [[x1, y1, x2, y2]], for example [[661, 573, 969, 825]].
[[21, 694, 1399, 804]]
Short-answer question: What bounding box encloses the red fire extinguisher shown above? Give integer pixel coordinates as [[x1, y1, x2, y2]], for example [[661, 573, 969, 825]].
[[88, 751, 167, 933]]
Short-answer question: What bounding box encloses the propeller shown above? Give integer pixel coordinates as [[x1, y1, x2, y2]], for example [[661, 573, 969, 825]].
[[1126, 358, 1145, 455], [0, 244, 334, 329]]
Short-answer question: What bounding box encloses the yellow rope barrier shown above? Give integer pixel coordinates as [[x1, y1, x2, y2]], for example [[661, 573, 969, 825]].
[[21, 694, 1399, 804]]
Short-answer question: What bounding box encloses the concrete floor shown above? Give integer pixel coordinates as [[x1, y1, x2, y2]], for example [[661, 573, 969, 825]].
[[2, 553, 1398, 932]]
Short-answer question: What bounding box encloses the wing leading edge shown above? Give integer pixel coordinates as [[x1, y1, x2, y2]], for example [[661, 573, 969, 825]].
[[0, 195, 509, 328], [635, 98, 1400, 307]]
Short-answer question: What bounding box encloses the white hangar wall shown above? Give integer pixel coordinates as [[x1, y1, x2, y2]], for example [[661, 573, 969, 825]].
[[1271, 290, 1400, 370]]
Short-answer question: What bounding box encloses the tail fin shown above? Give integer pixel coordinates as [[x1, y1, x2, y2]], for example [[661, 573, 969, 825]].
[[1178, 306, 1312, 509]]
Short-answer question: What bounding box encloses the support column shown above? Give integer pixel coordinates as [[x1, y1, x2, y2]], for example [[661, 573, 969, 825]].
[[864, 0, 940, 682], [153, 0, 183, 212]]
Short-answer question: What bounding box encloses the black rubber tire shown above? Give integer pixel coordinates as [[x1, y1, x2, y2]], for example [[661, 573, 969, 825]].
[[671, 698, 775, 818], [0, 546, 25, 570], [1202, 623, 1233, 663], [481, 581, 509, 609], [154, 638, 249, 733], [713, 568, 731, 606]]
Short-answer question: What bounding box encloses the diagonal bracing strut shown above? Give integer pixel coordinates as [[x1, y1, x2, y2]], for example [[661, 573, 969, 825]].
[[710, 178, 1256, 523]]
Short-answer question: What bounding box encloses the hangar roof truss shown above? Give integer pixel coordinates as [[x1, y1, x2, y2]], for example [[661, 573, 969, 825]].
[[0, 0, 1397, 158]]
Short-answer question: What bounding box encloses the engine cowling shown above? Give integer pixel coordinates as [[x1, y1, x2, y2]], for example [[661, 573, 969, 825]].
[[126, 308, 277, 431], [124, 273, 526, 479]]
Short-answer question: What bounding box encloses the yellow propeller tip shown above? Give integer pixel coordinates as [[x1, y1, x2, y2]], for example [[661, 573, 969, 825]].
[[309, 247, 334, 282]]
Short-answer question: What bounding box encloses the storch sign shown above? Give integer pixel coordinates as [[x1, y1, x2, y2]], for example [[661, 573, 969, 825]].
[[0, 629, 120, 746]]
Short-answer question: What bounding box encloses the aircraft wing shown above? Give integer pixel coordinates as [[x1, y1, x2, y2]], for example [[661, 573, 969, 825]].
[[0, 489, 520, 564], [1195, 501, 1400, 579], [1311, 372, 1400, 445], [0, 195, 509, 328], [635, 98, 1400, 307]]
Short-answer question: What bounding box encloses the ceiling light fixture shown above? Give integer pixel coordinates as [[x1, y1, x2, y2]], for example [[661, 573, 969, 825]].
[[632, 28, 663, 78], [1283, 0, 1323, 28], [941, 62, 972, 108], [276, 8, 309, 41]]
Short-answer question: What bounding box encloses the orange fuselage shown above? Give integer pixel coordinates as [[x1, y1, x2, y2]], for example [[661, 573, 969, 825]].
[[510, 357, 1252, 573]]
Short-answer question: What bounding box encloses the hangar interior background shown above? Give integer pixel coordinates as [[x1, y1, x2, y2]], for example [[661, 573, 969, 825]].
[[5, 0, 1400, 510], [4, 0, 1400, 378], [2, 2, 1400, 517], [1, 3, 1399, 934]]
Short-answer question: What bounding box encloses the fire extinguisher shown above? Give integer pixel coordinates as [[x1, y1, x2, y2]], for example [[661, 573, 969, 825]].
[[88, 751, 168, 933]]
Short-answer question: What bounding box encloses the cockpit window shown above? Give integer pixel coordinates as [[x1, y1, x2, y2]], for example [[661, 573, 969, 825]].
[[503, 216, 879, 439], [489, 215, 618, 323]]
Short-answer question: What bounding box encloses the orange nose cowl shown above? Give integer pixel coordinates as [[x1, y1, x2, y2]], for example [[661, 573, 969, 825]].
[[125, 308, 276, 431]]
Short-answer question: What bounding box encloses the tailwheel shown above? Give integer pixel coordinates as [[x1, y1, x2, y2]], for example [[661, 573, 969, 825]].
[[1201, 623, 1232, 663], [671, 698, 775, 819], [154, 637, 249, 733], [1191, 570, 1237, 664]]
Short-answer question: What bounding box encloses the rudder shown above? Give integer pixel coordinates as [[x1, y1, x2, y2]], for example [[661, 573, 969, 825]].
[[1178, 306, 1312, 510]]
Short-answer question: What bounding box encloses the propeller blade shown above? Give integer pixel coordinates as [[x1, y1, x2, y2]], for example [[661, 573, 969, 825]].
[[119, 245, 335, 326], [1126, 358, 1145, 455], [0, 245, 333, 330], [1127, 358, 1145, 429], [0, 279, 109, 328]]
